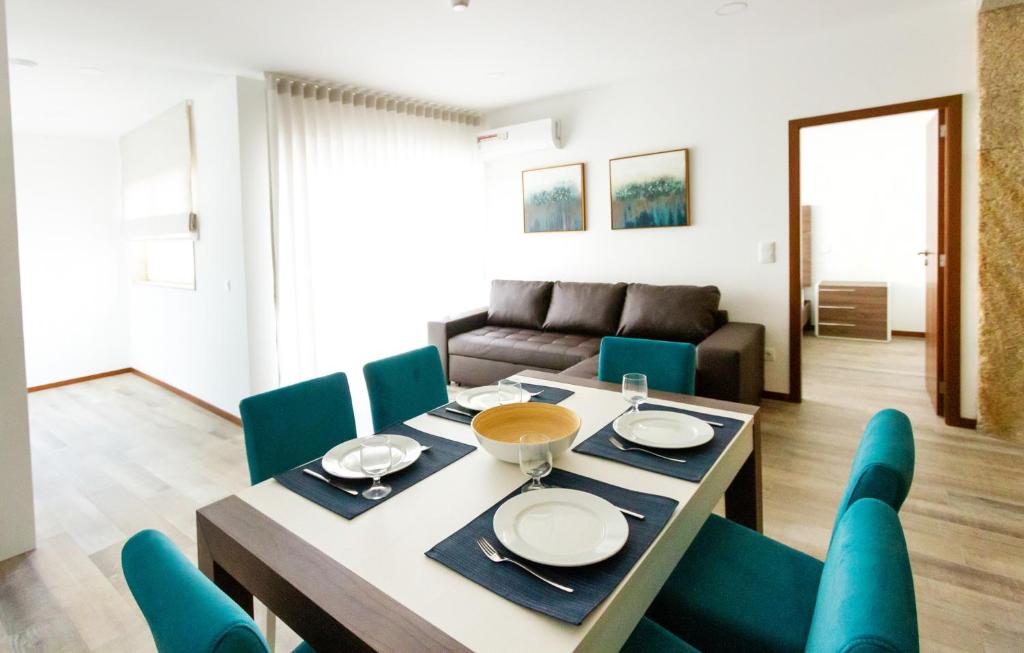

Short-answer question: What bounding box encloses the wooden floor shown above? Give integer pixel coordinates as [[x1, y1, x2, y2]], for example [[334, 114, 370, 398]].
[[1, 338, 1021, 651]]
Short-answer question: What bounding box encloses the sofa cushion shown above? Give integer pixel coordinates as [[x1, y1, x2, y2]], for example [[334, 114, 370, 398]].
[[618, 284, 721, 343], [542, 281, 627, 335], [449, 326, 601, 371], [488, 280, 553, 330]]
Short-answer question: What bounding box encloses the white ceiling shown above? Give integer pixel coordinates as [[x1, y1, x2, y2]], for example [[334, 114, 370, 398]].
[[7, 0, 967, 138]]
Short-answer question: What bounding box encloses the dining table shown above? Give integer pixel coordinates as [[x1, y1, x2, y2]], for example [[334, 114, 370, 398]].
[[196, 370, 762, 653]]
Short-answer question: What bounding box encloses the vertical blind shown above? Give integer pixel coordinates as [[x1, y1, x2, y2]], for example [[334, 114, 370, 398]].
[[267, 75, 487, 431]]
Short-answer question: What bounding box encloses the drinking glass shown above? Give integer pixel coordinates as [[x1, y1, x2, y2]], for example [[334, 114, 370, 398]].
[[359, 435, 394, 500], [497, 379, 523, 406], [622, 373, 648, 413], [518, 433, 552, 493]]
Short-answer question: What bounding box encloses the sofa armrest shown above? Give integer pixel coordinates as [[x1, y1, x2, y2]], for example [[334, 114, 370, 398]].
[[428, 307, 489, 381], [696, 322, 765, 405]]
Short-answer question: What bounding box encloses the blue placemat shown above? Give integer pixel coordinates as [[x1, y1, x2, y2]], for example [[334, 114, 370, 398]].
[[274, 423, 476, 520], [425, 468, 678, 625], [427, 382, 575, 425], [573, 404, 745, 483]]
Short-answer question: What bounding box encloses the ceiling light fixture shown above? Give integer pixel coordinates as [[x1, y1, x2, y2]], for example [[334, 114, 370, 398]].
[[451, 0, 469, 11], [715, 2, 748, 16], [9, 57, 38, 68]]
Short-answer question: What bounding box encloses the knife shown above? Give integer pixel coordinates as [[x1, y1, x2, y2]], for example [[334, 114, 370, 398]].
[[302, 468, 359, 496]]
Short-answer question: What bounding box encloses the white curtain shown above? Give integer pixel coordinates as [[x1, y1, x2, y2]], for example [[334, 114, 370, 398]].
[[268, 76, 487, 432]]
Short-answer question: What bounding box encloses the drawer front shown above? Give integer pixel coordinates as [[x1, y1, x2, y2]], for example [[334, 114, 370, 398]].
[[818, 322, 888, 340], [819, 285, 887, 303], [818, 304, 887, 324]]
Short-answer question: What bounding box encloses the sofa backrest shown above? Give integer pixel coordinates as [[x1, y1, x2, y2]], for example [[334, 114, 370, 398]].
[[488, 279, 724, 344]]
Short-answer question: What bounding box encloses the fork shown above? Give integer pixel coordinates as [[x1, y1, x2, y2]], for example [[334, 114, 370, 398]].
[[475, 538, 574, 593], [609, 437, 687, 464]]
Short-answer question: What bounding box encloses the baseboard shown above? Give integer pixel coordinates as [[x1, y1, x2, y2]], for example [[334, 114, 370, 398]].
[[947, 415, 978, 430], [27, 368, 133, 392], [762, 390, 798, 403], [892, 330, 926, 338], [130, 369, 242, 426]]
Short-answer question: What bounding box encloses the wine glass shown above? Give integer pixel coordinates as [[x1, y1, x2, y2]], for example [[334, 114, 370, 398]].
[[519, 433, 552, 493], [622, 373, 648, 413], [359, 435, 394, 500], [497, 379, 523, 406]]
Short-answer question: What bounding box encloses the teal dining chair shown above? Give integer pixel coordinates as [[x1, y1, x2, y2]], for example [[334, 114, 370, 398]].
[[239, 372, 358, 485], [645, 408, 916, 653], [598, 336, 697, 395], [122, 529, 315, 653], [622, 617, 702, 652], [363, 345, 449, 432]]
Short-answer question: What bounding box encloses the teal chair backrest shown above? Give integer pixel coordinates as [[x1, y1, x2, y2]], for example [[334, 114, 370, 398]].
[[598, 336, 697, 395], [363, 346, 449, 432], [123, 530, 270, 653], [832, 408, 915, 536], [806, 499, 919, 653], [239, 372, 357, 485]]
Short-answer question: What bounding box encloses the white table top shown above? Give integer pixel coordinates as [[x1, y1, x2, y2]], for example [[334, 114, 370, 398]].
[[237, 373, 755, 653]]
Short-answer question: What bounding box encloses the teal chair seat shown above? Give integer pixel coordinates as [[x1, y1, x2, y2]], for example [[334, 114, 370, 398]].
[[647, 514, 823, 652], [598, 336, 697, 395], [239, 373, 357, 485], [622, 617, 702, 652], [647, 409, 916, 652], [363, 346, 449, 432], [123, 529, 314, 653]]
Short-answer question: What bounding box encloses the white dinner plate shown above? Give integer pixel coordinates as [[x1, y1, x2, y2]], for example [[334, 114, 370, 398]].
[[493, 489, 629, 567], [613, 410, 714, 449], [455, 385, 529, 411], [320, 434, 422, 479]]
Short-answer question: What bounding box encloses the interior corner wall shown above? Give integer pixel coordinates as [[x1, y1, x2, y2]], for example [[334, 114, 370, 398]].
[[128, 77, 253, 416], [0, 0, 37, 561], [977, 2, 1024, 438], [14, 133, 129, 387], [481, 2, 979, 416]]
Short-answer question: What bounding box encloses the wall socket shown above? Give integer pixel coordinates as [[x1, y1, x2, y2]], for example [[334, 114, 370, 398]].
[[764, 347, 776, 362]]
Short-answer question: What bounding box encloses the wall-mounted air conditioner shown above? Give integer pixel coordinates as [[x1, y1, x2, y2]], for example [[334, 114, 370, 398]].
[[477, 118, 560, 160]]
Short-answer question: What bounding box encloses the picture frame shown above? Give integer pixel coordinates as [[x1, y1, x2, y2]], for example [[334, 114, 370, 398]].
[[521, 162, 586, 233], [609, 148, 690, 230]]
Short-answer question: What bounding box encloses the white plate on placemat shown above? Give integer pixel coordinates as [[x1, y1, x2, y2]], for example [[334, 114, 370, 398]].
[[455, 385, 529, 411], [613, 410, 714, 449], [321, 435, 422, 479], [493, 489, 628, 567]]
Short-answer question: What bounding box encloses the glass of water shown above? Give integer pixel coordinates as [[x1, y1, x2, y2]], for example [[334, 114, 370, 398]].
[[519, 433, 552, 493], [622, 373, 648, 413], [359, 435, 394, 500], [497, 379, 523, 406]]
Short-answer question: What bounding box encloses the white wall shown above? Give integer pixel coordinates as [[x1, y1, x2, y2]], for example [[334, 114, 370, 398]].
[[0, 0, 37, 561], [482, 1, 979, 418], [14, 134, 128, 386], [801, 112, 936, 333], [128, 77, 253, 416]]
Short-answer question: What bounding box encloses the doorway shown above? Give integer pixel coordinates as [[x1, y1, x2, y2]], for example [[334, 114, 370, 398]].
[[787, 95, 969, 428]]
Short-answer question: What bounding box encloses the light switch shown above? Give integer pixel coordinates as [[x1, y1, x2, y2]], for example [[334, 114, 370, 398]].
[[758, 241, 776, 264]]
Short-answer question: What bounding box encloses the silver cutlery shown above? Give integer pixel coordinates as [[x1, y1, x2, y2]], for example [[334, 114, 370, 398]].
[[609, 437, 687, 464], [526, 389, 544, 397], [302, 468, 359, 495], [445, 406, 475, 418], [546, 484, 645, 520], [476, 537, 574, 593], [704, 419, 724, 428], [419, 445, 432, 452]]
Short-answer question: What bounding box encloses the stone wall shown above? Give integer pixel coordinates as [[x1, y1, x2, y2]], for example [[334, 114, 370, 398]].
[[978, 2, 1024, 438]]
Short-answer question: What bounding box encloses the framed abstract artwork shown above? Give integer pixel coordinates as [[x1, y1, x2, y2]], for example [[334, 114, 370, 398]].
[[521, 162, 586, 233], [609, 148, 690, 230]]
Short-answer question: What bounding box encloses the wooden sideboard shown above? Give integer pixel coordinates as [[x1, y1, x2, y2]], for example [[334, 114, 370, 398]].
[[815, 281, 890, 341]]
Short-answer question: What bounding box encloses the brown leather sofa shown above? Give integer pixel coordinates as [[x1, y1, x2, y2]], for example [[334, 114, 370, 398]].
[[428, 280, 765, 405]]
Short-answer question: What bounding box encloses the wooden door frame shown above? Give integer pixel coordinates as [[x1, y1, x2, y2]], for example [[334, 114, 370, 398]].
[[787, 94, 973, 428]]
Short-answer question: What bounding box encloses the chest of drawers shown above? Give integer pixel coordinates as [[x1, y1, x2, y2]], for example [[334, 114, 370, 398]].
[[815, 281, 890, 341]]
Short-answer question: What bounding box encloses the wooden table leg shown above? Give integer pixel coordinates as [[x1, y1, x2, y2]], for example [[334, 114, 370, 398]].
[[197, 512, 254, 617], [725, 416, 763, 532]]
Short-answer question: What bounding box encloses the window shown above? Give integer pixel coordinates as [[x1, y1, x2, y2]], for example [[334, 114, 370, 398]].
[[120, 101, 197, 289]]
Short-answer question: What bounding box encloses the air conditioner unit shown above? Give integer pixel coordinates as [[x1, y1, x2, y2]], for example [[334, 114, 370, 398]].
[[477, 118, 560, 160]]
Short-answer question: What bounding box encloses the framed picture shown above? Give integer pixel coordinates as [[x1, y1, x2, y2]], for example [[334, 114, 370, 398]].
[[521, 162, 586, 233], [609, 148, 690, 230]]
